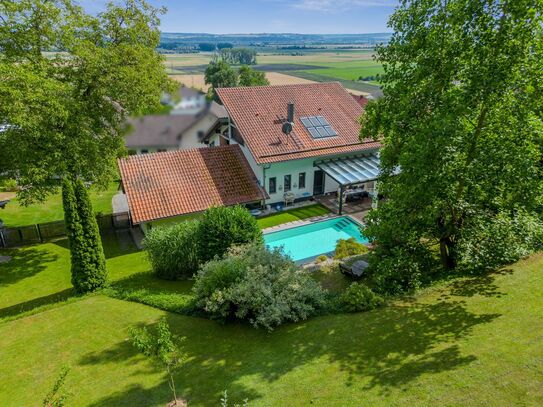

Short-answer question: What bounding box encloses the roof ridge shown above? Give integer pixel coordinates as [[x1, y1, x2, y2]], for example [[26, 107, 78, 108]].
[[118, 144, 240, 162], [216, 82, 342, 92]]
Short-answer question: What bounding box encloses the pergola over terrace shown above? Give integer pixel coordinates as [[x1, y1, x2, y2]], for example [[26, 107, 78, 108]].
[[315, 153, 381, 214]]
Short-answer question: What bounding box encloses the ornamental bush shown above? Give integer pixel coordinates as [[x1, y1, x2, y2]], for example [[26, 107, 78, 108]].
[[340, 282, 384, 313], [334, 237, 369, 259], [143, 221, 200, 280], [196, 206, 262, 263], [192, 243, 326, 330]]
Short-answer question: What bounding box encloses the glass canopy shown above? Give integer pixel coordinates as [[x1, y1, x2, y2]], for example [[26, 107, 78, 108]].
[[315, 153, 381, 186]]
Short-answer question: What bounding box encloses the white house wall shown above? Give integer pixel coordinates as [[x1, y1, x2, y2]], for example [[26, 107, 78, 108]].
[[261, 157, 338, 205], [258, 149, 380, 205]]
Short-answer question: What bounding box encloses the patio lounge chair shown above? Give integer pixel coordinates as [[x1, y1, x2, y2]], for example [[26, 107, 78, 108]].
[[339, 259, 369, 278]]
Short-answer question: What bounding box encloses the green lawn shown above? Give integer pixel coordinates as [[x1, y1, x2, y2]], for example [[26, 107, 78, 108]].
[[256, 204, 330, 229], [0, 232, 147, 319], [1, 234, 542, 406], [0, 182, 119, 227]]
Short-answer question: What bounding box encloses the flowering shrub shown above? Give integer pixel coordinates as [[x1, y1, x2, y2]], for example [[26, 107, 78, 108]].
[[192, 244, 326, 330]]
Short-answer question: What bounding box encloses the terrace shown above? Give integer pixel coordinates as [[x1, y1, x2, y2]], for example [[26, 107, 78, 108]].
[[315, 192, 373, 222]]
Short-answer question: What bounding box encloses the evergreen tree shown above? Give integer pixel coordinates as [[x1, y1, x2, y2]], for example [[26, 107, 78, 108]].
[[62, 179, 85, 292], [73, 179, 107, 292], [62, 178, 107, 293]]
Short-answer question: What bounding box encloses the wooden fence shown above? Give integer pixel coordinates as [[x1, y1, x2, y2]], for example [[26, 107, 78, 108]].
[[0, 212, 130, 248]]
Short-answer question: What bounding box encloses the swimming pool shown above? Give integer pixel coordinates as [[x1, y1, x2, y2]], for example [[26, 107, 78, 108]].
[[263, 216, 369, 263]]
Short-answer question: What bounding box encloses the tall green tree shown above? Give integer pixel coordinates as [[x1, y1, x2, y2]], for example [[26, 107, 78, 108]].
[[204, 59, 238, 101], [361, 0, 543, 289], [0, 0, 174, 290], [238, 65, 269, 87]]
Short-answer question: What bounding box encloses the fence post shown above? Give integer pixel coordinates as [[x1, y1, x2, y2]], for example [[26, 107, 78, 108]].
[[36, 224, 43, 243]]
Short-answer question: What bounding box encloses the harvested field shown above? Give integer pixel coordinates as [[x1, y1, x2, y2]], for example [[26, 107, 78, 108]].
[[170, 72, 318, 92], [170, 72, 373, 96], [265, 72, 317, 85], [170, 74, 209, 91], [171, 64, 328, 74]]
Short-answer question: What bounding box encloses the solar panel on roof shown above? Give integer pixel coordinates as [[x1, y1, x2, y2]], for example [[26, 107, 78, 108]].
[[316, 116, 329, 126], [308, 127, 321, 139], [300, 117, 312, 128], [324, 125, 337, 136], [300, 115, 338, 139]]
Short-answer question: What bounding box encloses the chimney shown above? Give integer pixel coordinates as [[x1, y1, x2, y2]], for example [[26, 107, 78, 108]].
[[282, 102, 295, 136], [287, 102, 294, 123]]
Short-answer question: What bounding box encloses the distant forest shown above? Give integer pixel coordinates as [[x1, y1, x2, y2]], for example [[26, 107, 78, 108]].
[[158, 32, 392, 52]]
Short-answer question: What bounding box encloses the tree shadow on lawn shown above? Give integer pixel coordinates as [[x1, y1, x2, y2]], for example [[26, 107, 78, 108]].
[[0, 246, 60, 287], [79, 298, 500, 406], [0, 288, 74, 319], [52, 230, 140, 260], [442, 268, 514, 300]]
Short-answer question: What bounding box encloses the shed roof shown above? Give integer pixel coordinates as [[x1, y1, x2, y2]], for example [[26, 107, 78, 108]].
[[118, 145, 266, 224]]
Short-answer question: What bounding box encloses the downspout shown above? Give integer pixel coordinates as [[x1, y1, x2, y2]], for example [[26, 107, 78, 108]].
[[228, 115, 232, 143], [262, 164, 271, 209]]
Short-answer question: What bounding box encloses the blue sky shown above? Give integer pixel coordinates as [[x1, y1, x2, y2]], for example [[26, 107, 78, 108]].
[[79, 0, 397, 34]]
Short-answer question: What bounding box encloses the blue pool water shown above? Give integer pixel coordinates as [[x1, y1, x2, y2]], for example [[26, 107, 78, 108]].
[[263, 216, 368, 263]]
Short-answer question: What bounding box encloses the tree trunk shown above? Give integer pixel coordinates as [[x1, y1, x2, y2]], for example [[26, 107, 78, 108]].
[[439, 236, 456, 270]]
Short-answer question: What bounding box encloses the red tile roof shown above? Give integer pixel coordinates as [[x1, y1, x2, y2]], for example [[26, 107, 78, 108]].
[[351, 94, 370, 108], [216, 82, 380, 164], [118, 145, 266, 224]]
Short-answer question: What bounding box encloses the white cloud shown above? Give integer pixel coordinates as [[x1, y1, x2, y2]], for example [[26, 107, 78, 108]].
[[290, 0, 393, 12]]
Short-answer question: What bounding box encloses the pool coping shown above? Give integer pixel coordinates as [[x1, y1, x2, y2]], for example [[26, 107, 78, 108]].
[[262, 213, 364, 235]]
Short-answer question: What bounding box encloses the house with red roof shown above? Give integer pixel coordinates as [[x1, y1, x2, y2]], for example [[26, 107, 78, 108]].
[[119, 82, 382, 226], [216, 82, 381, 210]]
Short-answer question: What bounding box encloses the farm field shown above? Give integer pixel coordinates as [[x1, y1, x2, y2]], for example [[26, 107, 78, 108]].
[[164, 49, 383, 96], [296, 60, 384, 82], [171, 71, 319, 93], [1, 233, 542, 406]]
